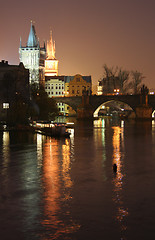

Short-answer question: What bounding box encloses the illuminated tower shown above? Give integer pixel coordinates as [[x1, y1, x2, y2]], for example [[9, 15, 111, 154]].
[[19, 22, 46, 85], [45, 31, 58, 76]]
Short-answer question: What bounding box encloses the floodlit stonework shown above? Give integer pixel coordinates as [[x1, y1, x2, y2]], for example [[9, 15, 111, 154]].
[[19, 22, 46, 85]]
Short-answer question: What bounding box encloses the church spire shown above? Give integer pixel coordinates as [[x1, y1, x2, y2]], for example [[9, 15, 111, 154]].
[[46, 30, 56, 60], [27, 21, 38, 47]]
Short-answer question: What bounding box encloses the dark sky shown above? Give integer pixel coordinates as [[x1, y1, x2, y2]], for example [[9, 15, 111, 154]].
[[0, 0, 155, 89]]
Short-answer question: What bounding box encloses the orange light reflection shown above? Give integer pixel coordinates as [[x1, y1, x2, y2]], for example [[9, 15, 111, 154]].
[[41, 137, 80, 239], [112, 126, 128, 235]]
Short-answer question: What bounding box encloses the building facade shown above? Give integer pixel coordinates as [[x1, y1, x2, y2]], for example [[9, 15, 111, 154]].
[[0, 60, 29, 121], [19, 22, 46, 86], [45, 76, 65, 113], [64, 74, 92, 97]]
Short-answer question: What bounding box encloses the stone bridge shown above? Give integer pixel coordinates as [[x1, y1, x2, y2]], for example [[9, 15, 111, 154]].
[[55, 94, 155, 119]]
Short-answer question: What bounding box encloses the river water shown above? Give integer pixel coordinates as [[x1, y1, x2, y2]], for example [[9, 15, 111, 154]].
[[0, 118, 155, 240]]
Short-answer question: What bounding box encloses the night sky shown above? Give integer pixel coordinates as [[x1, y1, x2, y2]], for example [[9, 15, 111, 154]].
[[0, 0, 155, 90]]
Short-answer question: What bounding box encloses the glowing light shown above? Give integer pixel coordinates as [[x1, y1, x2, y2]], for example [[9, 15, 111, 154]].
[[3, 103, 9, 109]]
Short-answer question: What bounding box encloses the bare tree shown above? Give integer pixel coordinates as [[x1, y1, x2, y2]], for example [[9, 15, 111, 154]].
[[118, 69, 130, 93], [102, 64, 119, 93], [130, 71, 145, 94]]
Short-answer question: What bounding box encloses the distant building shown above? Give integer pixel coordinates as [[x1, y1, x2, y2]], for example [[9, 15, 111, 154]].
[[64, 74, 92, 116], [45, 74, 92, 116], [19, 22, 46, 86], [45, 76, 65, 114], [0, 60, 29, 121], [64, 74, 92, 96]]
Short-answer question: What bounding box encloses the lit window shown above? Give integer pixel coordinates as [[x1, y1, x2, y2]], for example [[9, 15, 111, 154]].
[[3, 103, 9, 109]]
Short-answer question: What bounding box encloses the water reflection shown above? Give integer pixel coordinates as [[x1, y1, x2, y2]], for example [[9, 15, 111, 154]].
[[2, 131, 10, 163], [41, 137, 80, 239], [94, 119, 107, 181], [112, 126, 128, 238], [62, 139, 73, 191], [37, 133, 44, 169], [2, 132, 10, 181], [42, 138, 61, 231]]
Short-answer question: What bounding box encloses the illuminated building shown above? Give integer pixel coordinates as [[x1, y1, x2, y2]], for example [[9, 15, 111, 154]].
[[45, 76, 65, 113], [44, 32, 65, 113], [44, 31, 65, 114], [64, 74, 92, 115], [64, 74, 92, 96], [45, 31, 58, 77], [19, 22, 46, 85]]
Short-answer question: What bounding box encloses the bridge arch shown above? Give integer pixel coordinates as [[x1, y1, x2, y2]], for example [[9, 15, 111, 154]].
[[93, 100, 133, 118], [152, 110, 155, 118]]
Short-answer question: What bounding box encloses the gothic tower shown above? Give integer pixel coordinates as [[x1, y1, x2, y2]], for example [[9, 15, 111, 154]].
[[45, 31, 58, 76], [19, 22, 46, 85]]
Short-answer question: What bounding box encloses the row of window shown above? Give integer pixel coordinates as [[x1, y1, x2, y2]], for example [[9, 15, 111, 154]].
[[72, 90, 80, 94], [45, 86, 64, 90], [57, 103, 64, 106], [48, 92, 64, 95], [58, 108, 64, 111]]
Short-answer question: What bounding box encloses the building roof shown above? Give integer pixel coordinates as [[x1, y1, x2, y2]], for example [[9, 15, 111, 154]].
[[64, 75, 92, 83], [27, 22, 38, 47]]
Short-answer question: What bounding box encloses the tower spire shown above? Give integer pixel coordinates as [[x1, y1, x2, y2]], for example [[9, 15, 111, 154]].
[[46, 30, 56, 59], [27, 21, 38, 47]]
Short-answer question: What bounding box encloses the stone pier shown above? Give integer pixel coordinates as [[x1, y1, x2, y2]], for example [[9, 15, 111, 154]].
[[77, 94, 93, 119], [135, 85, 152, 120]]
